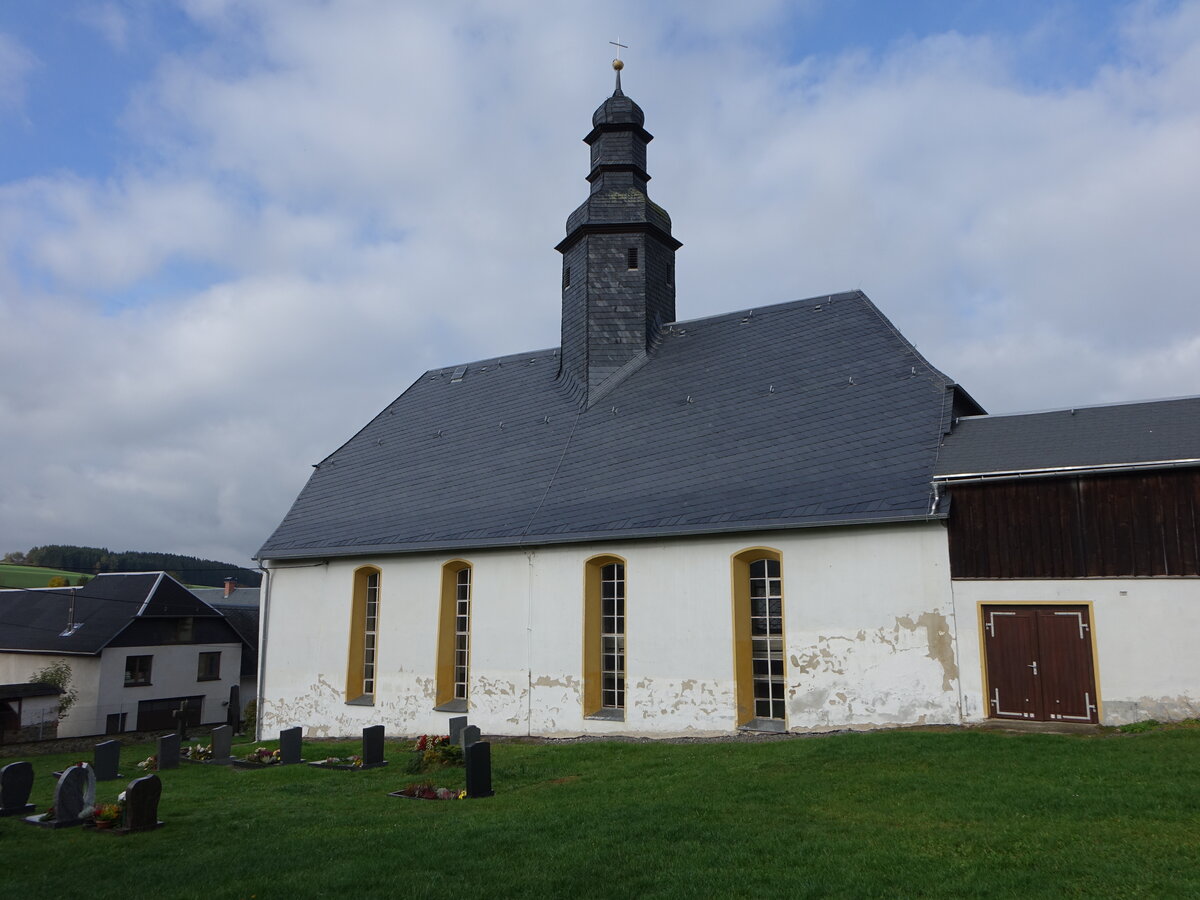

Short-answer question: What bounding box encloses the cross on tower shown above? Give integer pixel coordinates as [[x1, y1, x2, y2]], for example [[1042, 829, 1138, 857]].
[[609, 38, 628, 61]]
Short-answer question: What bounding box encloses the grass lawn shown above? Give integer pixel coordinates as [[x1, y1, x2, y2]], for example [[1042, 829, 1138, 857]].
[[3, 727, 1198, 899], [0, 563, 87, 589]]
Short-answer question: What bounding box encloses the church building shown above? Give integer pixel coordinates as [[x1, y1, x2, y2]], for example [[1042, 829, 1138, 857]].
[[256, 64, 1200, 737]]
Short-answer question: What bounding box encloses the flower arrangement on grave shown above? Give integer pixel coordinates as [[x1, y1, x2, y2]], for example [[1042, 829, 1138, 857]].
[[244, 747, 282, 765], [37, 805, 55, 823], [315, 755, 363, 768], [137, 755, 157, 771], [396, 781, 466, 800], [405, 735, 463, 773], [181, 743, 213, 760], [91, 802, 122, 829]]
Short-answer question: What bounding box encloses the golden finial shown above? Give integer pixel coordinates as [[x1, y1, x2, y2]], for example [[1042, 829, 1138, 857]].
[[613, 58, 624, 71]]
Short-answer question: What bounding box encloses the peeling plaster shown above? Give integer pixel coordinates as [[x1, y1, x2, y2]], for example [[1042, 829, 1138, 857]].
[[895, 612, 959, 691]]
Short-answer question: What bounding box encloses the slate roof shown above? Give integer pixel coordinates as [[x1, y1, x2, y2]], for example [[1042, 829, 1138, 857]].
[[934, 396, 1200, 480], [0, 682, 62, 699], [0, 572, 223, 654], [259, 290, 981, 560]]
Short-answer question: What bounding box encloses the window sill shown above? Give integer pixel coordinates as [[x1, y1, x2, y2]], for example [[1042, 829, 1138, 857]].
[[345, 695, 375, 707], [739, 717, 787, 734], [434, 699, 467, 713], [584, 708, 626, 722], [124, 682, 152, 688], [197, 676, 220, 683]]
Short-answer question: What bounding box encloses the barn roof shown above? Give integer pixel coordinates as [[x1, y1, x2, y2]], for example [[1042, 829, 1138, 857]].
[[0, 572, 223, 655], [258, 290, 980, 560], [934, 396, 1200, 481]]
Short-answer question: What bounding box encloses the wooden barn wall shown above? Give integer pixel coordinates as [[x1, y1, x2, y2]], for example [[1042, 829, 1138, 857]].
[[947, 469, 1200, 578]]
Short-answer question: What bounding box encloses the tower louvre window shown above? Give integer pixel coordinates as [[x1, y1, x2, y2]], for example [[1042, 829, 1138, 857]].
[[627, 247, 639, 270], [563, 266, 571, 289]]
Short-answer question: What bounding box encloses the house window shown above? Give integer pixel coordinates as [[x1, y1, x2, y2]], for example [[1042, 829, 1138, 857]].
[[345, 567, 381, 704], [731, 548, 786, 730], [124, 655, 153, 686], [627, 247, 639, 269], [435, 561, 472, 710], [583, 554, 627, 719], [197, 651, 221, 682], [174, 617, 194, 642]]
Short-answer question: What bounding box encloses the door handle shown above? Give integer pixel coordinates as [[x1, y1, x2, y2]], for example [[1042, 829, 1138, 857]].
[[1028, 661, 1038, 676]]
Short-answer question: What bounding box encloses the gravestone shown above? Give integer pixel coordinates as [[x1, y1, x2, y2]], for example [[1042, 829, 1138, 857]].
[[0, 761, 35, 816], [460, 724, 481, 750], [361, 724, 386, 768], [448, 716, 468, 745], [172, 702, 190, 741], [27, 764, 95, 828], [210, 724, 233, 763], [279, 726, 302, 765], [121, 774, 163, 833], [464, 741, 494, 799], [93, 740, 121, 781], [158, 733, 180, 770], [227, 684, 242, 734]]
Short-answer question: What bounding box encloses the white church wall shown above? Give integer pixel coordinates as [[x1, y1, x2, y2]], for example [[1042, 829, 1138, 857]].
[[952, 579, 1200, 725], [259, 520, 962, 738]]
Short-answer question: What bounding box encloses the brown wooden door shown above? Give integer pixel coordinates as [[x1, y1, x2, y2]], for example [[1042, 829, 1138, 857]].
[[984, 605, 1098, 723]]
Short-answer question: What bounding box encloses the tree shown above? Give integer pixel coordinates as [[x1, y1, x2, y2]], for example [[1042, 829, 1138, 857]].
[[29, 661, 78, 719], [47, 575, 69, 587]]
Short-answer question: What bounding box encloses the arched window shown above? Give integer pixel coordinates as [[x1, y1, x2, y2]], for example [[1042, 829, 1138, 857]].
[[435, 560, 472, 711], [731, 549, 786, 729], [583, 554, 627, 719], [346, 566, 381, 704]]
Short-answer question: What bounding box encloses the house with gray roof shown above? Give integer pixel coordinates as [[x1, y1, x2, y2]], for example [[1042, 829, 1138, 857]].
[[0, 572, 245, 737], [256, 65, 1198, 738]]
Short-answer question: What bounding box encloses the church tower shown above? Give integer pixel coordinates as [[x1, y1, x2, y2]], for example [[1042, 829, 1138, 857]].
[[556, 60, 682, 401]]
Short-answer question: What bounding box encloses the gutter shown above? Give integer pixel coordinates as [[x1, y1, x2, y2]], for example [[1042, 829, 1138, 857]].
[[934, 457, 1200, 485], [255, 560, 272, 743]]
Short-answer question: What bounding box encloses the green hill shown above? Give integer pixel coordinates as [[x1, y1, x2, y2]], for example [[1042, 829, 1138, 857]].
[[0, 563, 91, 589]]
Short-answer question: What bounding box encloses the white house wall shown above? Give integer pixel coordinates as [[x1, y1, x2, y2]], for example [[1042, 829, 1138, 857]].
[[260, 522, 960, 738], [0, 653, 101, 738], [952, 579, 1200, 726], [93, 642, 242, 738]]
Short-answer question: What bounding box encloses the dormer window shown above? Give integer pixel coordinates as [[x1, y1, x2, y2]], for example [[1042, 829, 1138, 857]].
[[627, 247, 639, 270]]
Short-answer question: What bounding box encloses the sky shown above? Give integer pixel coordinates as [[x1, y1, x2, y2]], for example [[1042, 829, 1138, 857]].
[[1, 0, 1198, 568]]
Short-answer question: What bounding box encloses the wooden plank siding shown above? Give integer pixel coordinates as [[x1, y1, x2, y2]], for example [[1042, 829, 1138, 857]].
[[947, 469, 1200, 578]]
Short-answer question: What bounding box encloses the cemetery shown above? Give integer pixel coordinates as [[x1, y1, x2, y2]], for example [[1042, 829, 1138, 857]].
[[1, 722, 1199, 897]]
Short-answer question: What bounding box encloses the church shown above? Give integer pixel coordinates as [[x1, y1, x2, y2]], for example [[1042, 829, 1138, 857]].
[[256, 63, 1200, 737]]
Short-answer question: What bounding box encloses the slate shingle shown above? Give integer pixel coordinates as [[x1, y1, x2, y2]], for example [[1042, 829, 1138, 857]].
[[934, 396, 1200, 479], [258, 291, 975, 559]]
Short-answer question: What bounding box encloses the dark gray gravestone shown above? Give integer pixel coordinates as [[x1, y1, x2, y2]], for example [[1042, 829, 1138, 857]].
[[27, 764, 95, 827], [210, 724, 233, 762], [93, 740, 121, 781], [172, 702, 190, 741], [464, 741, 494, 799], [158, 733, 180, 770], [448, 716, 468, 744], [460, 724, 481, 750], [279, 726, 302, 765], [121, 774, 162, 832], [227, 684, 242, 733], [361, 724, 386, 768], [0, 761, 35, 816]]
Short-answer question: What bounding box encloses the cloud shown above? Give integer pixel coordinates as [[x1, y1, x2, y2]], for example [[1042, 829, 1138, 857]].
[[1, 1, 1199, 565], [0, 31, 36, 110], [76, 3, 129, 53]]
